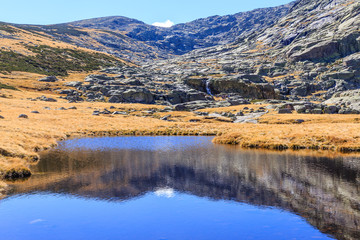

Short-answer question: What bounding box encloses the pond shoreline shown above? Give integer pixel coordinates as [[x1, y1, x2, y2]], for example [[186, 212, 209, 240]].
[[2, 124, 360, 182], [3, 127, 360, 181], [1, 130, 360, 197], [1, 87, 360, 185]]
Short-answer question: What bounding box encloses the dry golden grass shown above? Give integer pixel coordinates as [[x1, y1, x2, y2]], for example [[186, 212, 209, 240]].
[[0, 25, 95, 55], [0, 71, 57, 92], [0, 71, 112, 95], [1, 71, 360, 186], [213, 123, 360, 151], [259, 112, 360, 124]]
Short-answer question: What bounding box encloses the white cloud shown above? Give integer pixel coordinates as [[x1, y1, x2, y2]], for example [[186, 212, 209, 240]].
[[152, 20, 174, 28], [155, 187, 175, 198], [29, 219, 45, 224]]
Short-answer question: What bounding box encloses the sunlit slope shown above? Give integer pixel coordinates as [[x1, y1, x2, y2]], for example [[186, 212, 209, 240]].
[[0, 23, 127, 76]]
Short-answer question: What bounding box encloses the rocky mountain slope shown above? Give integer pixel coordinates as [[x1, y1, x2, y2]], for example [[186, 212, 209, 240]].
[[9, 3, 292, 63], [143, 0, 360, 110], [0, 0, 359, 114], [14, 23, 167, 63], [70, 4, 292, 57]]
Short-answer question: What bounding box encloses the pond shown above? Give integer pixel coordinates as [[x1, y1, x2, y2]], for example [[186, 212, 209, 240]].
[[1, 136, 360, 239]]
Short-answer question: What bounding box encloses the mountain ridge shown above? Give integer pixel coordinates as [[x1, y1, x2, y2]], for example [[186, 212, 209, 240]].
[[0, 0, 359, 111], [70, 3, 294, 56], [3, 2, 293, 63]]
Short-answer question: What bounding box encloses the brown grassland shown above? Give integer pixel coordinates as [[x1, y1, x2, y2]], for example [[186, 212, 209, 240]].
[[1, 71, 360, 194]]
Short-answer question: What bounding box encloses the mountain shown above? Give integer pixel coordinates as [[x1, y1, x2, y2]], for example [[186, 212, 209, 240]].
[[7, 3, 292, 64], [70, 3, 292, 56], [147, 0, 360, 103], [158, 0, 360, 66], [0, 0, 359, 112]]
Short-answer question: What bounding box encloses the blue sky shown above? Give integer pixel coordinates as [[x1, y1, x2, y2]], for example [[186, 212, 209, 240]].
[[2, 0, 292, 26]]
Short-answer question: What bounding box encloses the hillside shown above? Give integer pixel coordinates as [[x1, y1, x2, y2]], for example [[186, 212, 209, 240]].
[[0, 23, 126, 76], [70, 3, 292, 56], [5, 3, 292, 64]]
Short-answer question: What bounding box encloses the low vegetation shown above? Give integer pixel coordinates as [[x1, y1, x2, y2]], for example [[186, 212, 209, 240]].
[[19, 24, 89, 37], [0, 83, 17, 90], [0, 45, 123, 76], [0, 23, 17, 34]]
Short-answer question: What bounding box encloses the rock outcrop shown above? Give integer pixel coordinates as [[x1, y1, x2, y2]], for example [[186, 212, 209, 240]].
[[324, 89, 360, 113]]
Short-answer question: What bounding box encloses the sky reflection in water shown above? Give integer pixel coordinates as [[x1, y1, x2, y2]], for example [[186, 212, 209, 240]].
[[0, 136, 354, 239]]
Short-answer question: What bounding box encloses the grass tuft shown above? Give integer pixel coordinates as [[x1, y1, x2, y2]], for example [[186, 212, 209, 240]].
[[1, 166, 31, 180]]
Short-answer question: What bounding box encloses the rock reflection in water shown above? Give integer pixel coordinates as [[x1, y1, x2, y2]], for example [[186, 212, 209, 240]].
[[8, 136, 360, 240]]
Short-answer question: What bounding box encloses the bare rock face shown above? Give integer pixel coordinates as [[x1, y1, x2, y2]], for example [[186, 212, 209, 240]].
[[38, 76, 58, 82], [121, 89, 154, 104], [141, 0, 360, 104], [209, 79, 278, 99], [71, 5, 291, 57], [343, 52, 360, 68], [257, 0, 360, 62], [325, 89, 360, 112]]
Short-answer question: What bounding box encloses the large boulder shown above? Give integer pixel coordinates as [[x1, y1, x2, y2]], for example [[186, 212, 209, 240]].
[[209, 78, 278, 99], [343, 53, 360, 68], [183, 75, 265, 93], [182, 77, 208, 92], [38, 95, 57, 102], [65, 81, 83, 87], [321, 71, 355, 81], [290, 83, 315, 97], [174, 100, 232, 111], [38, 76, 58, 82], [85, 74, 115, 83], [121, 89, 154, 104], [165, 90, 207, 104], [108, 96, 121, 103]]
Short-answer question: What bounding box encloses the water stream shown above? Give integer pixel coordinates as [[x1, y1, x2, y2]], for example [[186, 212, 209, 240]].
[[206, 79, 213, 96]]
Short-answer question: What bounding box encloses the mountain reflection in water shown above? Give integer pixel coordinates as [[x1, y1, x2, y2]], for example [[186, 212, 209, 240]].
[[6, 136, 360, 239]]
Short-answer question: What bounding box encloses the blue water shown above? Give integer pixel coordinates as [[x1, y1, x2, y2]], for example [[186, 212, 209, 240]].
[[57, 136, 212, 151], [0, 193, 330, 240], [0, 136, 351, 239]]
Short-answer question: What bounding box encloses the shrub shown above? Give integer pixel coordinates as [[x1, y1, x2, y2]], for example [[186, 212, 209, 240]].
[[0, 83, 18, 90]]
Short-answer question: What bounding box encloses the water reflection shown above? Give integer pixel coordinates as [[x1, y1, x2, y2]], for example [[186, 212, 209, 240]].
[[6, 137, 360, 239]]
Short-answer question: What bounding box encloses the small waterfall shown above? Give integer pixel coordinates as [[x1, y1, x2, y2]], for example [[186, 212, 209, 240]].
[[205, 79, 213, 96]]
